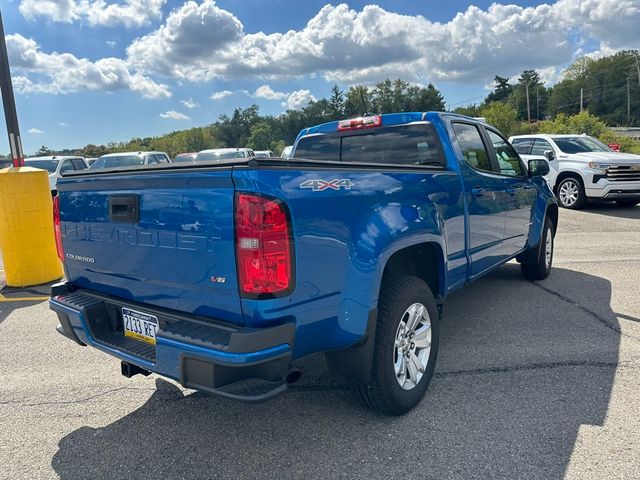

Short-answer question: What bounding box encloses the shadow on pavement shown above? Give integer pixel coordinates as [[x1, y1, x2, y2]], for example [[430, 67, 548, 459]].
[[51, 266, 620, 480], [582, 203, 640, 219], [0, 281, 54, 324]]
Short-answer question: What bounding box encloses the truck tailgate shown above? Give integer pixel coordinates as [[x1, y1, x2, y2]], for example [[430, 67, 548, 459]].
[[57, 169, 243, 325]]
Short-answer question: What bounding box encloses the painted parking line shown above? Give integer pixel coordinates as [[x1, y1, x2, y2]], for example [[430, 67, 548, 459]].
[[0, 292, 49, 302]]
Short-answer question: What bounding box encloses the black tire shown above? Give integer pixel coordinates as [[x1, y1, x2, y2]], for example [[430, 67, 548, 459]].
[[521, 217, 554, 281], [357, 275, 439, 415], [556, 176, 587, 209], [615, 200, 640, 208]]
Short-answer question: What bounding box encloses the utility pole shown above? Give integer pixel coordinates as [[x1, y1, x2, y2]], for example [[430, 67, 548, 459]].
[[525, 83, 531, 123], [627, 76, 631, 125], [580, 88, 584, 111], [0, 11, 25, 167], [536, 85, 540, 120]]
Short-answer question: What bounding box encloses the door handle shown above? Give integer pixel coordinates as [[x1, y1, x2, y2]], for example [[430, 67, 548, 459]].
[[109, 195, 139, 223], [471, 187, 485, 197]]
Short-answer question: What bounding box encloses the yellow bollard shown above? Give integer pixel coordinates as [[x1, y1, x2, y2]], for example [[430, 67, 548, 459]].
[[0, 166, 63, 287]]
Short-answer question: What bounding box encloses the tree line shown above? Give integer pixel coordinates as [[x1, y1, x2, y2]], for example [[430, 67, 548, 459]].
[[26, 50, 640, 158]]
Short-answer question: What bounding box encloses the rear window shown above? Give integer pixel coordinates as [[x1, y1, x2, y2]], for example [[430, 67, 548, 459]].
[[92, 155, 144, 169], [294, 124, 444, 166], [294, 135, 340, 162]]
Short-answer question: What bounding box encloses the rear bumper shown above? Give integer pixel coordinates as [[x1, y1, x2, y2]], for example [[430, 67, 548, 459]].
[[50, 282, 295, 402]]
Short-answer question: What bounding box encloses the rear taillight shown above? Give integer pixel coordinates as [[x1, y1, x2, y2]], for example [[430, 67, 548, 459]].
[[235, 193, 293, 297], [53, 195, 64, 262]]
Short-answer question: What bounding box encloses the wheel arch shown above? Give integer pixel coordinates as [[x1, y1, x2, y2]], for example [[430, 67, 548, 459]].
[[553, 170, 585, 193], [326, 240, 446, 384]]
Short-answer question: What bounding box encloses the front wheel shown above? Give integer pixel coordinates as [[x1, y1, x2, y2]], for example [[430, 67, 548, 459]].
[[521, 217, 554, 281], [357, 275, 439, 415], [557, 177, 586, 209]]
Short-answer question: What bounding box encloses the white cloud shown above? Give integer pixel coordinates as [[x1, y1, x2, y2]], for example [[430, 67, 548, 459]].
[[11, 0, 640, 100], [58, 121, 69, 127], [284, 89, 316, 110], [253, 84, 287, 100], [19, 0, 167, 28], [126, 0, 244, 80], [106, 41, 116, 48], [7, 34, 170, 99], [160, 110, 189, 120], [180, 98, 198, 109], [210, 90, 233, 100], [122, 1, 640, 86], [28, 128, 43, 134]]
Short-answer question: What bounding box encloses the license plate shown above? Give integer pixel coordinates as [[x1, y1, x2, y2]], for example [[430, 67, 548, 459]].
[[122, 307, 158, 345]]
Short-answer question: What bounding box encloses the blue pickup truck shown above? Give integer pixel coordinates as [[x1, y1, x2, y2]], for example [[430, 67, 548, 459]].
[[50, 112, 557, 415]]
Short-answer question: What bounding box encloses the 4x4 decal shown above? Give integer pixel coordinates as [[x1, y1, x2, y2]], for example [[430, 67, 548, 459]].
[[299, 178, 354, 191]]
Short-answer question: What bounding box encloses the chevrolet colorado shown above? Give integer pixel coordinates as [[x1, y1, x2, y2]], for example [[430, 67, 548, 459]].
[[50, 112, 558, 415]]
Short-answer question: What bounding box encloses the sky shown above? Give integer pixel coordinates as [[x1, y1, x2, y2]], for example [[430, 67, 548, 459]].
[[1, 0, 639, 155]]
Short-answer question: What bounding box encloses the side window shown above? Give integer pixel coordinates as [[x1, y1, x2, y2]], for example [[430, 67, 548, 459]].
[[155, 154, 168, 164], [511, 138, 533, 155], [487, 130, 524, 177], [60, 160, 75, 173], [294, 135, 340, 162], [452, 123, 493, 172], [71, 159, 87, 170], [147, 155, 158, 165], [531, 138, 554, 156]]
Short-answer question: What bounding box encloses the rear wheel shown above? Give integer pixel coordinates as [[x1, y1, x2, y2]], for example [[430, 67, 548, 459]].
[[521, 217, 554, 281], [357, 275, 439, 415], [615, 199, 640, 208], [556, 177, 586, 209]]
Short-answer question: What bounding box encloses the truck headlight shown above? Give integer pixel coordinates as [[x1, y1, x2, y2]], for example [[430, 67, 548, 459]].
[[588, 161, 610, 174]]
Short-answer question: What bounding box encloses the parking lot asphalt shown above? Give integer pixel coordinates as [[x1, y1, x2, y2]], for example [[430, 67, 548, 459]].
[[1, 204, 639, 480]]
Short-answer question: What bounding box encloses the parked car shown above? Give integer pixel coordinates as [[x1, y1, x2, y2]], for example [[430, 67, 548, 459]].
[[510, 134, 640, 208], [90, 151, 170, 170], [85, 158, 98, 167], [194, 148, 255, 162], [172, 153, 197, 163], [281, 145, 293, 158], [0, 158, 13, 169], [254, 150, 274, 158], [50, 112, 557, 415], [24, 156, 89, 194]]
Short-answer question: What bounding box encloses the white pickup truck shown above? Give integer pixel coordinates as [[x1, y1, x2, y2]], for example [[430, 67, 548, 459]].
[[509, 134, 640, 209]]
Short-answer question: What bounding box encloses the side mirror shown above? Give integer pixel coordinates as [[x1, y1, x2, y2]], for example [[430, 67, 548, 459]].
[[528, 159, 550, 177], [544, 150, 555, 161]]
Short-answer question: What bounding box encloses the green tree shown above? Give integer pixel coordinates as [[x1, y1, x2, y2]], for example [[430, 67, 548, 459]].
[[485, 75, 513, 104], [480, 102, 519, 136], [508, 69, 549, 122], [328, 84, 345, 118], [246, 122, 276, 150], [35, 145, 52, 156], [344, 85, 372, 116]]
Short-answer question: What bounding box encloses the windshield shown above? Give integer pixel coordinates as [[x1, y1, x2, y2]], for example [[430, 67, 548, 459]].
[[173, 154, 195, 163], [195, 151, 247, 162], [25, 159, 59, 173], [554, 137, 612, 154], [92, 155, 145, 169]]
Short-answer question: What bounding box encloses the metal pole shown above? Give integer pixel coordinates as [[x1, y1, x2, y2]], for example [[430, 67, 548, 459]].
[[627, 77, 631, 125], [536, 86, 539, 120], [0, 11, 25, 167], [580, 88, 583, 111], [525, 83, 531, 123]]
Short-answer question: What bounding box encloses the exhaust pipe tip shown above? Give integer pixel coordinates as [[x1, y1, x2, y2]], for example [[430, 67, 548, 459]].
[[121, 361, 151, 378], [285, 369, 302, 384]]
